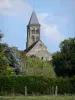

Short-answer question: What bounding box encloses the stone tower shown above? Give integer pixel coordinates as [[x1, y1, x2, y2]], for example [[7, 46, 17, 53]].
[[26, 10, 40, 49]]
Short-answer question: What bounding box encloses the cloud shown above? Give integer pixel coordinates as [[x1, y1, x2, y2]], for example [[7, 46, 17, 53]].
[[0, 0, 32, 19], [38, 13, 65, 43], [0, 0, 12, 8]]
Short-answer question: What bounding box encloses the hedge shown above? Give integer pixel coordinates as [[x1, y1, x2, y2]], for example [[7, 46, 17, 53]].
[[0, 75, 75, 95]]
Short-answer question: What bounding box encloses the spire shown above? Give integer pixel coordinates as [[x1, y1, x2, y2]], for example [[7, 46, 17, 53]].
[[28, 10, 40, 25]]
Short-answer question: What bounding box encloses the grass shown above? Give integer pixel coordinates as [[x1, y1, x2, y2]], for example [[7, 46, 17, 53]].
[[0, 95, 75, 100]]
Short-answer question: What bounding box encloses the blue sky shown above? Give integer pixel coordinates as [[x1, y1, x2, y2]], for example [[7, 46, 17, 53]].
[[0, 0, 75, 53]]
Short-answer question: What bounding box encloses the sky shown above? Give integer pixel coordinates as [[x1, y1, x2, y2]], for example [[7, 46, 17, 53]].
[[0, 0, 75, 53]]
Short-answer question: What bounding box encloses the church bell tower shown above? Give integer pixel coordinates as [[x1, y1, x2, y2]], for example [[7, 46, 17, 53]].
[[26, 10, 40, 49]]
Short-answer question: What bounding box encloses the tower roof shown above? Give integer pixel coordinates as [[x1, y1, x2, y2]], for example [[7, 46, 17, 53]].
[[28, 10, 40, 26]]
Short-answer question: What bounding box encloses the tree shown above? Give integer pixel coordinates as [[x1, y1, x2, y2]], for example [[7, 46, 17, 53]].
[[5, 47, 21, 74], [19, 51, 27, 74], [52, 37, 75, 77], [0, 33, 14, 75], [0, 53, 9, 75], [0, 33, 8, 52], [0, 33, 9, 75], [0, 33, 3, 41], [20, 54, 56, 78]]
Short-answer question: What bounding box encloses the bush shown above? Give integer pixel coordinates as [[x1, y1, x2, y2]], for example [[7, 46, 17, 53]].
[[20, 54, 56, 78], [0, 75, 75, 95]]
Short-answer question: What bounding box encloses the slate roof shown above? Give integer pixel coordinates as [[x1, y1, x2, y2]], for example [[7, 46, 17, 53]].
[[28, 10, 40, 25], [24, 40, 47, 53], [24, 41, 38, 53]]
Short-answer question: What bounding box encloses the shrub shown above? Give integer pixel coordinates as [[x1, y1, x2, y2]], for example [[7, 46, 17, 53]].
[[0, 75, 75, 95]]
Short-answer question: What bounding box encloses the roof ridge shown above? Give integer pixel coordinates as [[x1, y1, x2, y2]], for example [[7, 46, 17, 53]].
[[24, 41, 38, 53]]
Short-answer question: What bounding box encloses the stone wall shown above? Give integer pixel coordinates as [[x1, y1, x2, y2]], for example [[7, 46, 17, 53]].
[[26, 40, 52, 61], [27, 25, 40, 49]]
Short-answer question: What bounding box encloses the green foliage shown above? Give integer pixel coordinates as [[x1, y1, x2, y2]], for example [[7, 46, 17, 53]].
[[19, 51, 27, 73], [0, 75, 75, 95], [20, 52, 55, 78], [0, 33, 15, 75], [52, 37, 75, 77], [0, 52, 14, 76], [0, 33, 8, 53], [0, 33, 3, 41], [5, 47, 21, 74], [7, 67, 14, 75], [5, 47, 20, 68], [0, 53, 9, 75], [0, 33, 10, 75], [0, 43, 8, 53]]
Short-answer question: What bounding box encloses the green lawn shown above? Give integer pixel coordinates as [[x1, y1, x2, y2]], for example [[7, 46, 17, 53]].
[[0, 95, 75, 100]]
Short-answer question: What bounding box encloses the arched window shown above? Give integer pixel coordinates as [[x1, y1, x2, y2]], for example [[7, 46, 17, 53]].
[[39, 44, 42, 47], [32, 30, 35, 34], [32, 36, 35, 42], [36, 30, 39, 34], [36, 36, 39, 41]]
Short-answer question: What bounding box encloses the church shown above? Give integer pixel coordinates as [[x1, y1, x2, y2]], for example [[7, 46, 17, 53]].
[[25, 10, 52, 61]]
